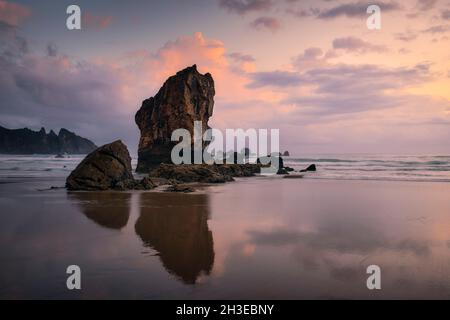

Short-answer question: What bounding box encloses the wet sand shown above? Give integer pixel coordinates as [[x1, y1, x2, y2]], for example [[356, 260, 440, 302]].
[[0, 176, 450, 299]]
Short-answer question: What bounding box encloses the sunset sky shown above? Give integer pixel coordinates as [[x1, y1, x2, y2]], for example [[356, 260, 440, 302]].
[[1, 0, 449, 155]]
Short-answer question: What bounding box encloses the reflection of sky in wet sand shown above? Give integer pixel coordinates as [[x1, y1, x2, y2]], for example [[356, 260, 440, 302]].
[[0, 178, 450, 298]]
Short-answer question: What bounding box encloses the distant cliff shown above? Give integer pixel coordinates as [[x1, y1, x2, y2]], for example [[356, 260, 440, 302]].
[[0, 126, 97, 154]]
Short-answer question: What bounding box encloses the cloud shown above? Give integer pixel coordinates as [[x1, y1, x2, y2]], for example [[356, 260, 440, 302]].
[[250, 16, 281, 32], [422, 25, 450, 34], [227, 52, 256, 73], [0, 0, 31, 27], [317, 1, 401, 19], [246, 71, 301, 88], [286, 7, 320, 18], [406, 0, 439, 18], [332, 36, 387, 53], [416, 0, 438, 11], [218, 0, 273, 15], [82, 11, 115, 30], [293, 47, 333, 70], [394, 31, 418, 42], [0, 20, 28, 58], [443, 10, 450, 20], [283, 63, 433, 115], [228, 52, 255, 62]]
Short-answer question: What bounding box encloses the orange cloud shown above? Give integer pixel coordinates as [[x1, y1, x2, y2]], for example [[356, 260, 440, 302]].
[[0, 0, 31, 26]]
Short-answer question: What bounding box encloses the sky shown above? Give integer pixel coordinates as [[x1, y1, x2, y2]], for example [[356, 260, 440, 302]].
[[0, 0, 449, 155]]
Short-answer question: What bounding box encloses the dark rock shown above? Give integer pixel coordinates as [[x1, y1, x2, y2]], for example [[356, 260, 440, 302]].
[[300, 164, 317, 172], [150, 164, 233, 183], [283, 151, 290, 156], [66, 140, 134, 190], [283, 174, 304, 179], [149, 163, 261, 183], [214, 163, 261, 177], [135, 65, 215, 172], [166, 184, 195, 193], [136, 177, 157, 190], [257, 154, 286, 174], [0, 125, 97, 154]]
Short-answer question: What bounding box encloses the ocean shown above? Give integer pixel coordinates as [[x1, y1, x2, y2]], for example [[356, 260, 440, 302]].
[[1, 154, 449, 183]]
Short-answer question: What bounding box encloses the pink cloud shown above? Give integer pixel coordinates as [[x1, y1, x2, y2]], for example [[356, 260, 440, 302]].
[[0, 0, 31, 26]]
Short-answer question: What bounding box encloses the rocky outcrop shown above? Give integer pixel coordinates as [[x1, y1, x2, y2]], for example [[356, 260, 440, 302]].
[[166, 184, 195, 193], [283, 151, 290, 156], [66, 140, 156, 191], [149, 163, 261, 183], [257, 154, 290, 174], [135, 65, 215, 172], [300, 164, 317, 172], [66, 140, 134, 190], [0, 126, 97, 154]]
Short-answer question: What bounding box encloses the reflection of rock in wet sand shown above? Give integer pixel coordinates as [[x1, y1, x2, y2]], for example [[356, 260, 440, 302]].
[[68, 192, 130, 229], [135, 193, 214, 284]]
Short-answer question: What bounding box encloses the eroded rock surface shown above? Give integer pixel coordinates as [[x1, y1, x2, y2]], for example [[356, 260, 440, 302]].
[[66, 140, 134, 190], [67, 140, 156, 191], [135, 65, 215, 172], [149, 163, 261, 184]]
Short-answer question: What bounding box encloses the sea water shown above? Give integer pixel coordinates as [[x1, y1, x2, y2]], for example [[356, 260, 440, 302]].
[[1, 154, 449, 183]]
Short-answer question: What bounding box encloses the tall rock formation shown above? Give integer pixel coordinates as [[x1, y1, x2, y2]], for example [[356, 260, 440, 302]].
[[135, 65, 215, 172]]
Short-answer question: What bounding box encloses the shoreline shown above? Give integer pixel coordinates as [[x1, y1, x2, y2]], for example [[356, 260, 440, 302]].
[[1, 176, 450, 299]]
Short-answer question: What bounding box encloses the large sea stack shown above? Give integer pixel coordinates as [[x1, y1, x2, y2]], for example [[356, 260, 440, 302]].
[[135, 65, 215, 172]]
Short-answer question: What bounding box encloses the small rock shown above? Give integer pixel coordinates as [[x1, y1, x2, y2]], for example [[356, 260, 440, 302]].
[[166, 184, 195, 193], [283, 174, 304, 179], [300, 164, 317, 172]]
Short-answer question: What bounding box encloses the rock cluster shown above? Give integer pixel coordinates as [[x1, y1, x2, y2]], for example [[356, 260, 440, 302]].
[[65, 65, 302, 191]]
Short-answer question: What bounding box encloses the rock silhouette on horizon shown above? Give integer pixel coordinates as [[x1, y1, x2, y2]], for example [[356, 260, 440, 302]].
[[135, 65, 215, 172], [0, 126, 97, 154]]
